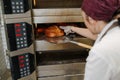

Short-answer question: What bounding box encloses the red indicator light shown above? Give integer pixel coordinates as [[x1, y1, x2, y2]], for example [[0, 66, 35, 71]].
[[15, 24, 21, 27], [19, 56, 24, 59], [19, 64, 25, 68], [16, 34, 22, 37], [20, 60, 24, 63], [16, 29, 21, 32]]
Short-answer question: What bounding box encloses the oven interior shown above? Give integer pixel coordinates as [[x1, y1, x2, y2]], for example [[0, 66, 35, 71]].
[[33, 0, 83, 8], [35, 22, 86, 39], [36, 50, 89, 79], [36, 50, 88, 66]]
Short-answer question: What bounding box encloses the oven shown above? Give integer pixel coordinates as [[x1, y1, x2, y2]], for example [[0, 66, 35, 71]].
[[35, 22, 93, 80], [0, 0, 94, 80]]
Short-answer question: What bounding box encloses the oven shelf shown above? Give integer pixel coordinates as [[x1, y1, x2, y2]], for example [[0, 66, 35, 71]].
[[35, 37, 94, 51]]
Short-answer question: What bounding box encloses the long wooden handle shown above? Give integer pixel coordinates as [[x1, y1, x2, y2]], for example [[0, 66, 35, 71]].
[[69, 41, 92, 49]]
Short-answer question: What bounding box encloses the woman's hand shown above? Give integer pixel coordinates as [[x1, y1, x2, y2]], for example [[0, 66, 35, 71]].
[[59, 26, 74, 35]]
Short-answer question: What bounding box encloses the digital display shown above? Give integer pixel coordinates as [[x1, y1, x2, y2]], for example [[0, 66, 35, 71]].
[[15, 23, 22, 37], [16, 34, 22, 37], [16, 29, 21, 32], [19, 55, 24, 59], [19, 59, 24, 63], [15, 24, 21, 27], [19, 56, 25, 68], [19, 64, 25, 68]]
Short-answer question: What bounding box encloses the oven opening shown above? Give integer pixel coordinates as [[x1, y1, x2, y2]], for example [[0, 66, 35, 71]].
[[34, 22, 93, 66], [32, 0, 83, 9], [36, 50, 88, 66], [34, 22, 94, 51], [34, 22, 94, 80], [35, 22, 86, 40], [36, 50, 89, 79]]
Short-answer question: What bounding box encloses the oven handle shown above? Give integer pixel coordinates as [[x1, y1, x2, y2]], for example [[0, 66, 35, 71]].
[[69, 41, 92, 49]]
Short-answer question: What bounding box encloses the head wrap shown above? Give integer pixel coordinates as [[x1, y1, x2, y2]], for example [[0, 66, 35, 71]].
[[81, 0, 120, 21]]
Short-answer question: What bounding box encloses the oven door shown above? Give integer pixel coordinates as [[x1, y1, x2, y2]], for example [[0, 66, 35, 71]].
[[36, 50, 88, 80], [32, 0, 84, 23]]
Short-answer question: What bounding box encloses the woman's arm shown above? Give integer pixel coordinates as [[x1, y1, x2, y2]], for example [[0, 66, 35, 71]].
[[71, 26, 98, 40]]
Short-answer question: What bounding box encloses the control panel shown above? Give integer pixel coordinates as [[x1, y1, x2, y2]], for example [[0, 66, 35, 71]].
[[1, 0, 36, 80], [3, 0, 29, 14], [10, 53, 35, 80], [6, 22, 32, 51]]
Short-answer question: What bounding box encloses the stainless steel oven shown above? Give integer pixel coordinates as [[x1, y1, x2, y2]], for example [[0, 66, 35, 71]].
[[0, 0, 94, 80]]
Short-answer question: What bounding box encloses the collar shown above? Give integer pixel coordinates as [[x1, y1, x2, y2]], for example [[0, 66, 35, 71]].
[[94, 19, 118, 44]]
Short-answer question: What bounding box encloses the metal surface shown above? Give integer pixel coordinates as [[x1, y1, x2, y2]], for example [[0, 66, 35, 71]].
[[37, 63, 85, 80], [38, 75, 84, 80], [33, 8, 82, 16], [37, 62, 85, 77], [0, 1, 12, 79], [9, 44, 35, 57], [32, 8, 84, 23], [44, 36, 92, 49], [5, 18, 32, 24], [35, 38, 94, 51], [0, 26, 12, 80], [4, 11, 31, 19]]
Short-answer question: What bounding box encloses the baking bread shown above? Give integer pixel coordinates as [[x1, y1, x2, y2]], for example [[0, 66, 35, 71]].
[[45, 25, 64, 37]]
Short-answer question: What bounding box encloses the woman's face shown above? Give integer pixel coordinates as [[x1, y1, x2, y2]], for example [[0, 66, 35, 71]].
[[81, 10, 101, 34]]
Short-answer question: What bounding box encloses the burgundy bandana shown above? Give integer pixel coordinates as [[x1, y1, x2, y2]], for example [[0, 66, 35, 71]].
[[81, 0, 120, 21]]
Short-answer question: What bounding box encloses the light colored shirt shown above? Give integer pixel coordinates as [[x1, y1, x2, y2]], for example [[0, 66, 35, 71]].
[[84, 19, 120, 80]]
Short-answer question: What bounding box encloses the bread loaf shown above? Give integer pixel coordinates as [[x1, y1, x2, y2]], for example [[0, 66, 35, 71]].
[[45, 25, 64, 37]]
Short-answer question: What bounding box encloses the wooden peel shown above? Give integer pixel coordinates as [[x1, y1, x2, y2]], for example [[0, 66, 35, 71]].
[[46, 36, 92, 49], [69, 41, 92, 49]]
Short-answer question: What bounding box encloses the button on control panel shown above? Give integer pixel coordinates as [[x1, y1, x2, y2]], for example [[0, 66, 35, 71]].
[[10, 53, 35, 80], [11, 0, 24, 13]]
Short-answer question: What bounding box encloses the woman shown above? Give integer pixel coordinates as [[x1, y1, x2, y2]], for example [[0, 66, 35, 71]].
[[60, 0, 120, 80]]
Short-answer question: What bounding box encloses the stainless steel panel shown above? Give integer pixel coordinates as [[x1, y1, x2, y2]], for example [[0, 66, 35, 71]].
[[9, 44, 35, 57], [33, 16, 83, 23], [38, 75, 84, 80], [35, 38, 94, 51], [0, 26, 12, 80], [37, 62, 85, 77], [5, 18, 32, 24], [32, 8, 84, 23], [33, 8, 82, 16], [0, 1, 12, 79], [4, 11, 31, 19]]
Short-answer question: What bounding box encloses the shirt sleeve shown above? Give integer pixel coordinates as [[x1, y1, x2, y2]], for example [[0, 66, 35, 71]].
[[84, 51, 112, 80]]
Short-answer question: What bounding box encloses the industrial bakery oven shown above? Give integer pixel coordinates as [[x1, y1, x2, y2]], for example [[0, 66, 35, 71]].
[[0, 0, 94, 80]]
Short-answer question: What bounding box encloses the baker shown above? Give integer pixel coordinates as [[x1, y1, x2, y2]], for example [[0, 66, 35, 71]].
[[60, 0, 120, 80]]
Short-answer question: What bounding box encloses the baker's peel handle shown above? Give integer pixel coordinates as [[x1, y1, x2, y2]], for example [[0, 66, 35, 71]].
[[69, 41, 92, 49]]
